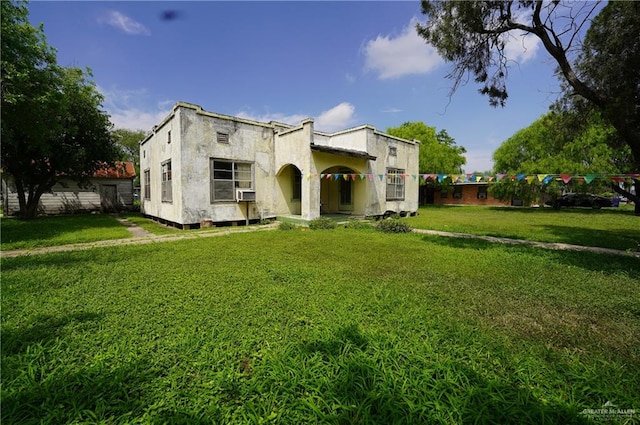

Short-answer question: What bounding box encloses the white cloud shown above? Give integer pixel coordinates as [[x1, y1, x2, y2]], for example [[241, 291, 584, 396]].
[[499, 9, 540, 64], [503, 32, 540, 64], [364, 18, 443, 79], [235, 111, 308, 126], [345, 73, 356, 84], [99, 10, 150, 36], [99, 85, 170, 131], [236, 102, 356, 133], [381, 108, 402, 113], [315, 102, 356, 132], [109, 108, 169, 132], [462, 148, 495, 174]]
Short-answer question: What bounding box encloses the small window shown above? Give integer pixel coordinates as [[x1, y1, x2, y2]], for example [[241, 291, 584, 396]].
[[453, 186, 462, 199], [161, 161, 172, 203], [477, 186, 488, 200], [386, 168, 404, 201], [167, 130, 171, 144], [217, 132, 229, 144], [389, 146, 397, 156], [143, 169, 151, 200]]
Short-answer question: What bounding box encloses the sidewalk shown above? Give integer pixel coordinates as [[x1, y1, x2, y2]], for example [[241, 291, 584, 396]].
[[1, 219, 279, 258], [411, 228, 640, 258], [1, 219, 638, 259]]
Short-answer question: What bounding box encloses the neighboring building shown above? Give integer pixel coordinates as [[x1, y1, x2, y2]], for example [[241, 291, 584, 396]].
[[421, 183, 510, 207], [140, 102, 419, 228], [2, 162, 136, 215]]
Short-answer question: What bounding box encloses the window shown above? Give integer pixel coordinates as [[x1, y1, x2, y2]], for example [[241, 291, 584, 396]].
[[386, 168, 404, 201], [477, 186, 488, 199], [143, 169, 151, 200], [167, 130, 171, 144], [453, 186, 462, 199], [161, 161, 172, 202], [292, 168, 302, 201], [217, 132, 229, 144], [211, 159, 253, 201], [389, 146, 397, 156]]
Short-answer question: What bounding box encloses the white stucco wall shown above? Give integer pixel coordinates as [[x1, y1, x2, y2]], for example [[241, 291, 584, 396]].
[[141, 103, 280, 225], [140, 102, 418, 226]]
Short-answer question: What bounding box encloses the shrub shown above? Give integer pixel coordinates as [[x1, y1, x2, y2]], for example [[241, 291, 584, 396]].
[[278, 221, 297, 230], [344, 219, 371, 230], [376, 218, 411, 233], [308, 217, 337, 230]]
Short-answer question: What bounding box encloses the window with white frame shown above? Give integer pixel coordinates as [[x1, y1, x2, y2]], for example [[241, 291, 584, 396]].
[[161, 161, 172, 202], [143, 169, 151, 200], [386, 168, 404, 201], [211, 159, 253, 201]]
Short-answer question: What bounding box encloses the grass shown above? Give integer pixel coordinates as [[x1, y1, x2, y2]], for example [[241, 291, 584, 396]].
[[0, 214, 132, 250], [407, 205, 640, 251], [2, 228, 639, 424], [119, 212, 184, 236]]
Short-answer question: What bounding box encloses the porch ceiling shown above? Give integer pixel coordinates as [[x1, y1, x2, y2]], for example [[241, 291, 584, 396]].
[[311, 144, 376, 161]]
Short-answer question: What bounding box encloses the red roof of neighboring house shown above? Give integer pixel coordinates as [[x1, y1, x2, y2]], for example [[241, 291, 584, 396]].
[[93, 161, 136, 179]]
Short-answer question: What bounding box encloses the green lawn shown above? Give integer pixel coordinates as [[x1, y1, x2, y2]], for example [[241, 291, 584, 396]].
[[2, 228, 638, 424], [0, 214, 132, 250], [407, 206, 639, 251], [119, 212, 184, 235]]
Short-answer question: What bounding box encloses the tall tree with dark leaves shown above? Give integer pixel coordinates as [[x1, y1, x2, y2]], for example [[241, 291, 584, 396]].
[[417, 1, 640, 214], [1, 1, 119, 219], [112, 128, 146, 186], [386, 122, 466, 174]]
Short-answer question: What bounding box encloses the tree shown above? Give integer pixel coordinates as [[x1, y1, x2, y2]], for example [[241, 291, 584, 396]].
[[112, 128, 146, 186], [1, 1, 119, 219], [493, 112, 631, 175], [490, 111, 632, 205], [386, 122, 466, 174], [417, 1, 640, 213]]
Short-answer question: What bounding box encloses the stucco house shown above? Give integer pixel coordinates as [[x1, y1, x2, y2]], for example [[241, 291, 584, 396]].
[[140, 102, 419, 228], [2, 162, 136, 215]]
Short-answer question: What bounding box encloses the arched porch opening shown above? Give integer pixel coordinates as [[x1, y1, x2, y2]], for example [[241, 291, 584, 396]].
[[320, 165, 365, 215], [276, 164, 302, 215]]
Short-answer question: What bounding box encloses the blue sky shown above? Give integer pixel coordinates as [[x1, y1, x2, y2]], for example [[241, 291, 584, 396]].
[[28, 1, 566, 173]]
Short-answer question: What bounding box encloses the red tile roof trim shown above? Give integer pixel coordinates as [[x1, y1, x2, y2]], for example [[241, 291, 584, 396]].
[[93, 161, 136, 179]]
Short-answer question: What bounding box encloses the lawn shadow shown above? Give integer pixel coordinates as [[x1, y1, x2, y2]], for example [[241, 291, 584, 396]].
[[532, 224, 640, 251], [419, 235, 640, 279], [1, 312, 105, 356], [295, 324, 589, 424], [0, 214, 128, 250], [486, 206, 636, 217], [1, 355, 162, 424]]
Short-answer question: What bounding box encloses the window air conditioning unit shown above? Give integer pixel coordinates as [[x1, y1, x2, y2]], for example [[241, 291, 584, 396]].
[[236, 189, 256, 202]]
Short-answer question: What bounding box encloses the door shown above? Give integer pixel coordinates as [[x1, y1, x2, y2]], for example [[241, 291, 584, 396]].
[[101, 185, 118, 211], [338, 177, 353, 211]]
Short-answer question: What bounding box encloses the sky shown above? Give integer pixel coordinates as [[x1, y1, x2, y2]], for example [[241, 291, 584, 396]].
[[27, 1, 567, 173]]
